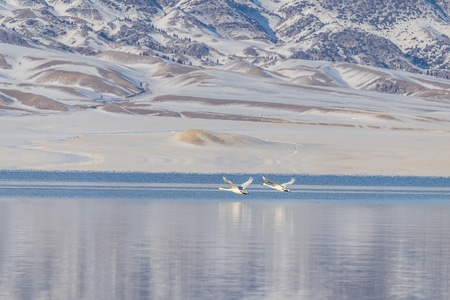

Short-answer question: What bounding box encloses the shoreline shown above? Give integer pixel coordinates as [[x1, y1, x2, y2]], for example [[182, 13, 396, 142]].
[[1, 169, 448, 181]]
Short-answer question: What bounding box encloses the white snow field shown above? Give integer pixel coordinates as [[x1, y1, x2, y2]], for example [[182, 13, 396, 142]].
[[2, 102, 450, 176]]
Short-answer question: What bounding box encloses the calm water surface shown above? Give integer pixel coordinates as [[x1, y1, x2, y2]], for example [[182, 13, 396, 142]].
[[1, 171, 450, 300]]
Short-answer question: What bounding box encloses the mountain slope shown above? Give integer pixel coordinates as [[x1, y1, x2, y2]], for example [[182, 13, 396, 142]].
[[1, 0, 449, 73], [0, 0, 449, 116]]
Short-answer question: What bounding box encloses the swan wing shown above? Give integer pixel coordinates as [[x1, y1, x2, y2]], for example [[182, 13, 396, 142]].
[[262, 176, 277, 185], [223, 176, 237, 188], [240, 177, 253, 189], [281, 178, 296, 187]]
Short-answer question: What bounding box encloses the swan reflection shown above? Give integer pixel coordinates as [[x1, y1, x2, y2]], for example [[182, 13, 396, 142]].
[[1, 199, 450, 299]]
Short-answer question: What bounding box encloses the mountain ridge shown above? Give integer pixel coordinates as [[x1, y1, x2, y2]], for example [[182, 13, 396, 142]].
[[1, 0, 449, 74]]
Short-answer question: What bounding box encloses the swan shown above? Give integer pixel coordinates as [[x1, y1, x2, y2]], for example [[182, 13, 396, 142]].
[[261, 176, 295, 192], [218, 176, 253, 195]]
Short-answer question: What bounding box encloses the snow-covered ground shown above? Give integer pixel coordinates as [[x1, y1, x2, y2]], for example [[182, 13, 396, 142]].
[[2, 105, 449, 176]]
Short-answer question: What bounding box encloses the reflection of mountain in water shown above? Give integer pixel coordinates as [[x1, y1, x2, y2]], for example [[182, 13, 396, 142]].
[[1, 193, 450, 299]]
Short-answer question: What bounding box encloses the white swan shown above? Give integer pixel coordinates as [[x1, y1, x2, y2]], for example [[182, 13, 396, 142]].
[[218, 176, 253, 195], [261, 176, 295, 192]]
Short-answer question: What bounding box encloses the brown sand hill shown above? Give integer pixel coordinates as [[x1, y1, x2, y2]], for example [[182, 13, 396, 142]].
[[175, 129, 271, 147]]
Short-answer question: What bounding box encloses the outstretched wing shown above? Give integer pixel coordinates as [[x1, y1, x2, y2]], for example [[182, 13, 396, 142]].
[[223, 176, 236, 188], [240, 177, 253, 189], [262, 176, 277, 185], [281, 178, 296, 188]]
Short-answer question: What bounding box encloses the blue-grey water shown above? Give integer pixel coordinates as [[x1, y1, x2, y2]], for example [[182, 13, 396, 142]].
[[1, 171, 450, 300]]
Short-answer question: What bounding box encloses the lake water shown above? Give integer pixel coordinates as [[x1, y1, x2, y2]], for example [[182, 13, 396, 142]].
[[1, 171, 450, 300]]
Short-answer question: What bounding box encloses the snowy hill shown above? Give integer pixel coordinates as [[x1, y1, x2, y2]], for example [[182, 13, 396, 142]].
[[0, 0, 450, 116]]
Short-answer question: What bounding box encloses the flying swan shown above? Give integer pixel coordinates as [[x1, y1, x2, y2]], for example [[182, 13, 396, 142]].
[[261, 176, 295, 192], [218, 176, 253, 195]]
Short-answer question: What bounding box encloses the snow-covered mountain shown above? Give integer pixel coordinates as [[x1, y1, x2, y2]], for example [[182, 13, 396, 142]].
[[2, 0, 449, 72], [1, 0, 450, 115]]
